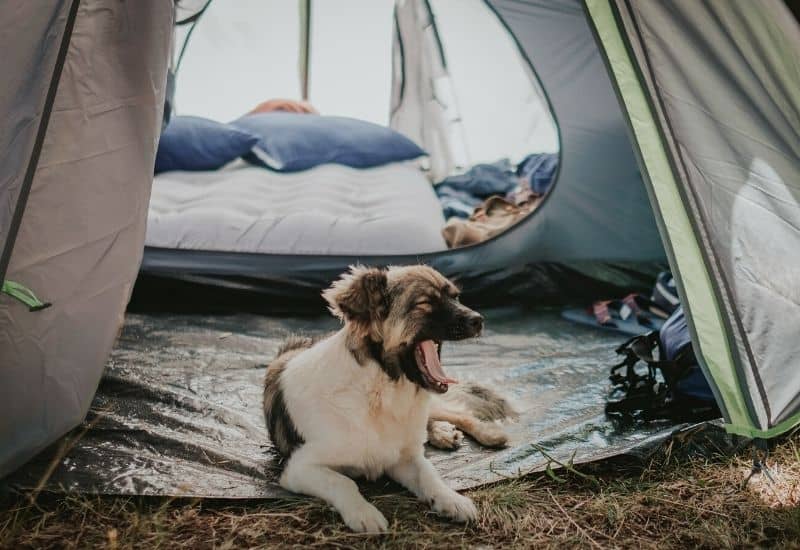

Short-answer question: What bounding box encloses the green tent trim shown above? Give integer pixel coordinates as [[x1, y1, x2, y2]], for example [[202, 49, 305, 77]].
[[1, 280, 51, 311]]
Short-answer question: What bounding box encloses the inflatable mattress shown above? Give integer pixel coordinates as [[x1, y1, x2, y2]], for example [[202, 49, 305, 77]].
[[146, 161, 447, 256]]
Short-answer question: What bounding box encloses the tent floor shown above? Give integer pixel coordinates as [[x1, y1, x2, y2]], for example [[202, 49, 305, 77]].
[[6, 308, 731, 498]]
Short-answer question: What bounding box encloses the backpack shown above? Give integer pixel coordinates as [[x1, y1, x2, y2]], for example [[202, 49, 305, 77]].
[[605, 306, 720, 423]]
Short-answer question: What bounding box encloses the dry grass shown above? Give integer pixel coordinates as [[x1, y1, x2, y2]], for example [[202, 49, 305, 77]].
[[2, 435, 800, 549]]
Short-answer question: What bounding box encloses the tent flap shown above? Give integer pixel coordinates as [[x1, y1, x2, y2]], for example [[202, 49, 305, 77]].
[[0, 0, 174, 477], [587, 0, 800, 437]]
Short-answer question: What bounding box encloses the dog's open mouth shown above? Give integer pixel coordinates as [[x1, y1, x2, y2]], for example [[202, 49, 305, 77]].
[[414, 340, 457, 393]]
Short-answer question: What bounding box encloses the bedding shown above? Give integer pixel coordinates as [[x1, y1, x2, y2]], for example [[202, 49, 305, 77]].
[[434, 155, 558, 220], [517, 153, 559, 195], [442, 195, 541, 248], [146, 161, 447, 255], [435, 159, 519, 220], [155, 116, 259, 173], [231, 113, 426, 172]]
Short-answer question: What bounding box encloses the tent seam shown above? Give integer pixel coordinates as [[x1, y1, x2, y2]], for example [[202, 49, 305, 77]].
[[0, 0, 81, 283]]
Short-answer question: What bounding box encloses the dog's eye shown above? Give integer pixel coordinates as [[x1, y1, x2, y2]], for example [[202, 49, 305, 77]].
[[414, 299, 432, 310]]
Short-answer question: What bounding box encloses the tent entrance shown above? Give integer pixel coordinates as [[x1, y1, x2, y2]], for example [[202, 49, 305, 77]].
[[153, 0, 562, 258], [141, 0, 665, 302]]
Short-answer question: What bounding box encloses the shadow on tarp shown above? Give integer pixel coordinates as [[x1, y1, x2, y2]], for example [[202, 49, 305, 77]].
[[4, 308, 737, 498]]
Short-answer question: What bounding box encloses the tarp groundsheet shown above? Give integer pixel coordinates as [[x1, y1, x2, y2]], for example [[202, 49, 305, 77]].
[[5, 309, 732, 497]]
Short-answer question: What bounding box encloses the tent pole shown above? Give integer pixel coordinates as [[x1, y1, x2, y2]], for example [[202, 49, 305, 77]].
[[299, 0, 311, 101]]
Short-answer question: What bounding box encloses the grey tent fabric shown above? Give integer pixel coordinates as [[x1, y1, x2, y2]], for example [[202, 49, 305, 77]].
[[0, 0, 174, 478], [612, 0, 800, 431], [390, 0, 460, 181], [484, 0, 662, 262], [141, 0, 665, 299], [0, 1, 75, 281]]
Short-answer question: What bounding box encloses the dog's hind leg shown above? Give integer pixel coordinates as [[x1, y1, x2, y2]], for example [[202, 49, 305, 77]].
[[429, 406, 509, 448], [429, 383, 516, 448], [280, 446, 388, 533], [427, 420, 463, 450]]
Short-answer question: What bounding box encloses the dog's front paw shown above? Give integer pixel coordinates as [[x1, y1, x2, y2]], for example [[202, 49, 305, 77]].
[[431, 491, 478, 523], [428, 421, 463, 450], [340, 502, 389, 533]]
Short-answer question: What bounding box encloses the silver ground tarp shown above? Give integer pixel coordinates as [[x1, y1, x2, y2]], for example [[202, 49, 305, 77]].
[[4, 308, 731, 498]]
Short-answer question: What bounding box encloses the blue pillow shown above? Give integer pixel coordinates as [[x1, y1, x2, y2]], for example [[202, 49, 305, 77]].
[[231, 113, 426, 172], [155, 116, 259, 173]]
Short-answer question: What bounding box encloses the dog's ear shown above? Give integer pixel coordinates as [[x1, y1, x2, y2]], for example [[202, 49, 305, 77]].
[[323, 266, 389, 330]]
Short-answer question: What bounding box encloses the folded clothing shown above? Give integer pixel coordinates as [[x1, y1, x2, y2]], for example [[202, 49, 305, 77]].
[[436, 187, 484, 220], [155, 116, 260, 173], [435, 159, 519, 219], [435, 155, 558, 220], [231, 112, 427, 172], [442, 195, 541, 248]]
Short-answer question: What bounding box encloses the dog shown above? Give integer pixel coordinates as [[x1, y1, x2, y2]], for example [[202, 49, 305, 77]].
[[263, 265, 515, 532]]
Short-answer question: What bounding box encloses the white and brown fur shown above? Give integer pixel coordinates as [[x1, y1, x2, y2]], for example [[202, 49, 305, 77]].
[[263, 265, 515, 532]]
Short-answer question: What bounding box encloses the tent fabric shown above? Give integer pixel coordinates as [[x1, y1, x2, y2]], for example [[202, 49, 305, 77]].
[[588, 0, 800, 437], [393, 0, 560, 170], [484, 0, 662, 258], [390, 0, 458, 181], [145, 161, 447, 255], [610, 0, 800, 437], [432, 0, 561, 161], [621, 0, 800, 435], [0, 0, 174, 478], [0, 1, 75, 282], [141, 0, 665, 301], [584, 0, 744, 437]]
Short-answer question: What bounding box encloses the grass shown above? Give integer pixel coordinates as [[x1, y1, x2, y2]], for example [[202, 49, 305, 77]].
[[2, 435, 800, 549]]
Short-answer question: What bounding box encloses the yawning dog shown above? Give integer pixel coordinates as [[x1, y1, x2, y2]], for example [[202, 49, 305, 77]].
[[263, 265, 515, 532]]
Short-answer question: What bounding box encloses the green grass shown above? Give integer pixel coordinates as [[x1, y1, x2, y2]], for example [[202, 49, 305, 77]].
[[2, 435, 800, 549]]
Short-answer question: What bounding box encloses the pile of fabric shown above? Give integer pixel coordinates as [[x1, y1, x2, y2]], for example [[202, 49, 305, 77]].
[[435, 153, 558, 247]]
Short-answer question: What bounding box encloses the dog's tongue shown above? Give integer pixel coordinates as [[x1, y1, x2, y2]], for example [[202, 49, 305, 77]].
[[419, 340, 458, 384]]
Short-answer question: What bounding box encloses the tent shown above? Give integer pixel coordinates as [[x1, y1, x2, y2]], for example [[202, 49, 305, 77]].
[[0, 0, 174, 477], [1, 0, 798, 482]]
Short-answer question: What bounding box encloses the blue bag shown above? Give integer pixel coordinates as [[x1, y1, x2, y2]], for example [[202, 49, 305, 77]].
[[606, 305, 718, 421], [658, 306, 714, 402]]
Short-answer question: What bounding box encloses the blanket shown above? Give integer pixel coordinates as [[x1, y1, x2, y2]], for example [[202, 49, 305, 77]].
[[435, 154, 558, 220]]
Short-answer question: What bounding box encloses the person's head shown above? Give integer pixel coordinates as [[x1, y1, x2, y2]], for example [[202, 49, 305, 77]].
[[248, 98, 318, 115]]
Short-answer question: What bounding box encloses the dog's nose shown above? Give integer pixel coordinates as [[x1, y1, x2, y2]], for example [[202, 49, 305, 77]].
[[466, 313, 483, 333]]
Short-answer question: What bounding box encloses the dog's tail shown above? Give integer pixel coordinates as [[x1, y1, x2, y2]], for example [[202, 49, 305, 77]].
[[274, 335, 315, 359], [439, 382, 518, 422]]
